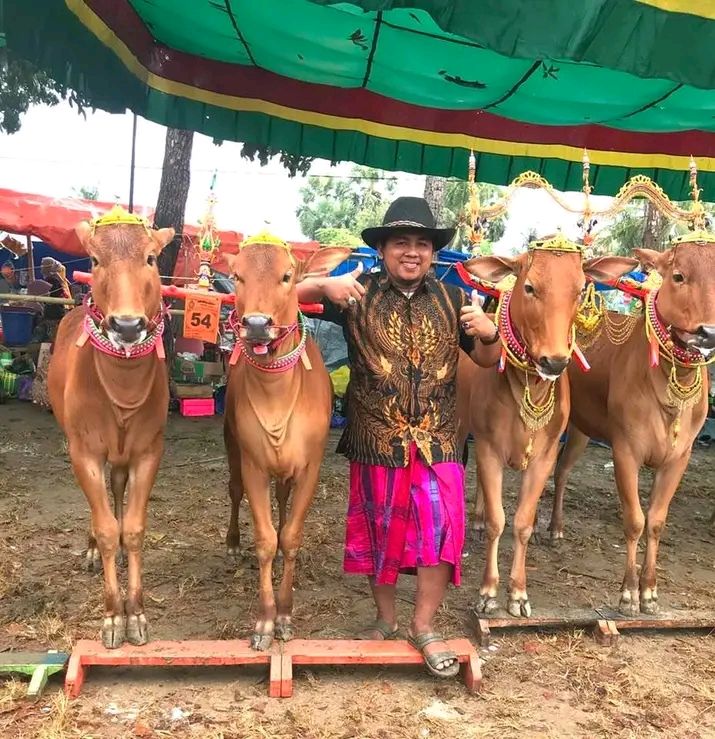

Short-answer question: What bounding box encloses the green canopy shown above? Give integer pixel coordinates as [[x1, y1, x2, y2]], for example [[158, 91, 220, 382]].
[[6, 0, 715, 197]]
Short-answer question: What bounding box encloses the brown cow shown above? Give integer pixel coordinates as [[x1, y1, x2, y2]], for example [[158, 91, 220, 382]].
[[461, 239, 636, 617], [223, 235, 351, 650], [551, 234, 715, 615], [48, 212, 174, 648]]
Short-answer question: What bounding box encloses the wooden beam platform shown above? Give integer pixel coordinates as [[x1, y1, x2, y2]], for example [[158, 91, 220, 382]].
[[472, 607, 715, 647], [0, 651, 69, 698], [64, 638, 482, 698]]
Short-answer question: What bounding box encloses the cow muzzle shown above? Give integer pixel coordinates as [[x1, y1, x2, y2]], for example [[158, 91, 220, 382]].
[[536, 355, 570, 381], [107, 315, 148, 345], [674, 324, 715, 357], [241, 313, 273, 343]]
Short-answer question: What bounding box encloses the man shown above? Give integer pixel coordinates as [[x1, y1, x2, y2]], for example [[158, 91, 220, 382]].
[[299, 197, 500, 678]]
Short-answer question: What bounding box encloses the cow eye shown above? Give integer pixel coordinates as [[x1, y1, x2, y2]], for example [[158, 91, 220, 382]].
[[91, 256, 99, 268], [282, 271, 292, 283], [524, 282, 535, 295], [672, 272, 685, 283], [147, 254, 157, 267]]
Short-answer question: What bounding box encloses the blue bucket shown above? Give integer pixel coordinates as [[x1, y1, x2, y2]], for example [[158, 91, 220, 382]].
[[0, 307, 35, 346]]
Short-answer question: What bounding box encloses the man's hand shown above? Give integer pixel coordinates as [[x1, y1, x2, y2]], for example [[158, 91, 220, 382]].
[[322, 262, 366, 309], [460, 290, 498, 342]]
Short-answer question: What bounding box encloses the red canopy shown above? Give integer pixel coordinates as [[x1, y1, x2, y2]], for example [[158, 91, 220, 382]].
[[0, 188, 320, 280]]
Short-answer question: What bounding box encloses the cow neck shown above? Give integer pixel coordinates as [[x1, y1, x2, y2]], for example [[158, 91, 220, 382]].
[[497, 291, 559, 471], [641, 290, 706, 448], [240, 317, 305, 450], [92, 350, 159, 427]]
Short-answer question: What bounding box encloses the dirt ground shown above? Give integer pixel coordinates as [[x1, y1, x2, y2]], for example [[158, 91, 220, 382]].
[[1, 401, 715, 738]]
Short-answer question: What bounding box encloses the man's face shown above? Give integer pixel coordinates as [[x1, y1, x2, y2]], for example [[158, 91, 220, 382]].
[[378, 231, 434, 289]]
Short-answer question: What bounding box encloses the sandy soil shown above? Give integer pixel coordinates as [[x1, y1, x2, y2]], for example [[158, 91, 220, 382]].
[[1, 402, 714, 738]]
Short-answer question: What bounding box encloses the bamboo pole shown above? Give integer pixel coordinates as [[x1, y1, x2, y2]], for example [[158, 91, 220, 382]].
[[26, 236, 35, 281], [0, 294, 185, 316]]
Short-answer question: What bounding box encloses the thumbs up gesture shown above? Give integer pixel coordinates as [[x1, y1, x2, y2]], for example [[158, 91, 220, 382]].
[[323, 261, 366, 309], [460, 290, 498, 341]]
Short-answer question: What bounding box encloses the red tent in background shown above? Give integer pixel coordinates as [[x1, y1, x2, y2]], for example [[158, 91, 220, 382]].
[[0, 188, 320, 280]]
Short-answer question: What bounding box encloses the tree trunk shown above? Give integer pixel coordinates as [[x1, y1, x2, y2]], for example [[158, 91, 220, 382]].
[[154, 127, 194, 282], [423, 175, 446, 226], [642, 201, 668, 252]]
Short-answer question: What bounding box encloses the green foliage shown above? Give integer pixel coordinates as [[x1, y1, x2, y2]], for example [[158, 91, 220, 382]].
[[313, 226, 362, 246], [0, 50, 87, 134], [239, 143, 313, 178], [441, 180, 507, 251], [72, 184, 99, 201], [297, 166, 397, 241]]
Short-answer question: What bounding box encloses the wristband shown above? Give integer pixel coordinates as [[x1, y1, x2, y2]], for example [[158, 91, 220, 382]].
[[480, 325, 500, 345]]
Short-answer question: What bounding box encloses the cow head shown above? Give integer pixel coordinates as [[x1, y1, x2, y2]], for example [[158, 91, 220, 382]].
[[226, 240, 351, 353], [75, 219, 174, 347], [636, 235, 715, 357], [465, 238, 637, 380]]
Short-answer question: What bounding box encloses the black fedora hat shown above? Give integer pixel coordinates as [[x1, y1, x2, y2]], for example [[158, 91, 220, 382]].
[[361, 196, 456, 250]]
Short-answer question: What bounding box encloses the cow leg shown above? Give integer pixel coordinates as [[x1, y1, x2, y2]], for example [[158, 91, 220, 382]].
[[123, 448, 162, 646], [110, 465, 129, 567], [508, 450, 559, 617], [639, 451, 691, 614], [70, 450, 124, 648], [549, 427, 590, 544], [612, 447, 644, 616], [275, 465, 319, 641], [85, 523, 102, 573], [474, 447, 504, 615], [475, 478, 486, 543], [244, 464, 278, 650], [225, 444, 244, 560], [276, 479, 291, 541]]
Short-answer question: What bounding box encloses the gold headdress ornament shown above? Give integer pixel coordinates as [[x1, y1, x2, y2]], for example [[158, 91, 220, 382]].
[[528, 232, 582, 254], [671, 229, 715, 245], [90, 204, 149, 234], [240, 230, 291, 250]]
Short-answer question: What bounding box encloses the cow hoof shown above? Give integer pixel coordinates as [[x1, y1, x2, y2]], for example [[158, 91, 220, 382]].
[[475, 595, 500, 615], [250, 633, 274, 651], [507, 598, 532, 618], [275, 620, 295, 642], [640, 598, 659, 615], [126, 614, 149, 645], [618, 595, 640, 618], [85, 548, 102, 573], [549, 531, 564, 547], [226, 546, 241, 561], [101, 615, 126, 649]]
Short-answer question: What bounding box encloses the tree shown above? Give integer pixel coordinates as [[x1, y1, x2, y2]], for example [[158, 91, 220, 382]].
[[441, 180, 507, 251], [239, 143, 313, 178], [423, 176, 446, 225], [296, 166, 397, 241], [72, 185, 99, 201], [0, 50, 87, 134], [154, 127, 194, 282]]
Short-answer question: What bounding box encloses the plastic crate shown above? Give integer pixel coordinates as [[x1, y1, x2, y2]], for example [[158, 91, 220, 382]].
[[179, 398, 215, 417]]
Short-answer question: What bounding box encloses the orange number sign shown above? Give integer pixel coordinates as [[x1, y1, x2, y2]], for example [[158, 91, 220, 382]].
[[183, 293, 222, 343]]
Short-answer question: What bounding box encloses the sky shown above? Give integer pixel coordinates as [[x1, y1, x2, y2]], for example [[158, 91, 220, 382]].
[[0, 101, 614, 253]]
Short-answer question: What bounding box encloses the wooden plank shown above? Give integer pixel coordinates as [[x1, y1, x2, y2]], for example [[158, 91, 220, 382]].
[[463, 652, 482, 694], [0, 651, 68, 668], [284, 639, 475, 665], [27, 665, 50, 699], [64, 653, 85, 699]]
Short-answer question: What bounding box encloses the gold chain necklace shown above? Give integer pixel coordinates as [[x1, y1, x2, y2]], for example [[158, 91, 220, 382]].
[[665, 364, 704, 446], [518, 372, 556, 470]]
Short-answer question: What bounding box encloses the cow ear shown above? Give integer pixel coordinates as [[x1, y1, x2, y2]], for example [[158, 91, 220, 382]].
[[463, 254, 520, 283], [296, 246, 354, 282], [75, 221, 93, 251], [583, 255, 639, 283], [633, 248, 668, 274], [151, 227, 175, 253], [224, 253, 237, 275]]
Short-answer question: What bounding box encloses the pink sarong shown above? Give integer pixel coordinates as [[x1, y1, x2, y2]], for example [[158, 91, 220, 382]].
[[343, 444, 465, 586]]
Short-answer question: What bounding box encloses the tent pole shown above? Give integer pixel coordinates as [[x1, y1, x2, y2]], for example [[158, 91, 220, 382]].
[[26, 235, 35, 281], [128, 113, 138, 213]]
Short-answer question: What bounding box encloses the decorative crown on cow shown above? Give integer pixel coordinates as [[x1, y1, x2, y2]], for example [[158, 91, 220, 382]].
[[90, 205, 149, 234], [240, 231, 291, 250], [528, 233, 581, 255]]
